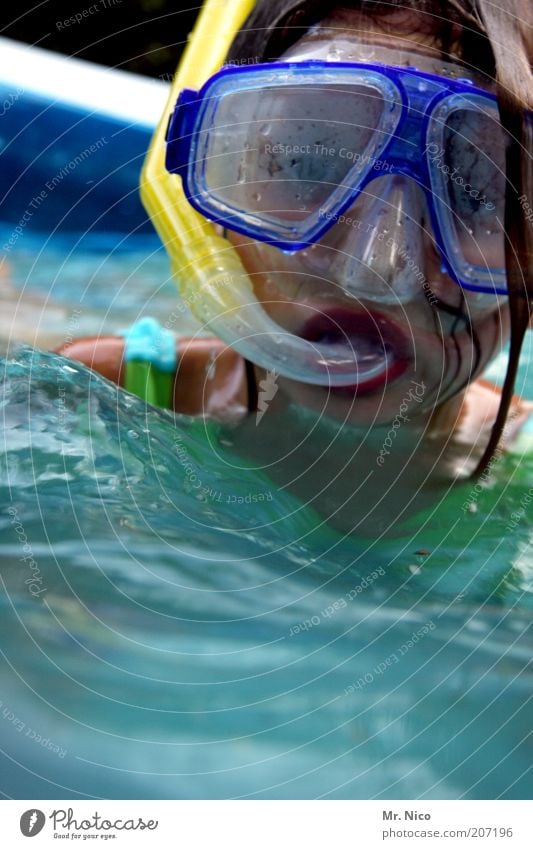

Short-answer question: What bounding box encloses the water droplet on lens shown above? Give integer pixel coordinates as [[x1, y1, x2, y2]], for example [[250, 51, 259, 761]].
[[252, 191, 262, 202], [259, 123, 271, 136]]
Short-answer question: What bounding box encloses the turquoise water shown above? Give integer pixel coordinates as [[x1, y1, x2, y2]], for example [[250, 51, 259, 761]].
[[1, 242, 533, 799]]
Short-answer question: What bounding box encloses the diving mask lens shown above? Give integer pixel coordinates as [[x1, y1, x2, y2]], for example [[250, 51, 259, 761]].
[[427, 95, 507, 290], [200, 81, 388, 231], [172, 64, 402, 245]]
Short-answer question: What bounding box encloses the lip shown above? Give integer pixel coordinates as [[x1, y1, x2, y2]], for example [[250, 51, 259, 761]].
[[298, 307, 411, 394]]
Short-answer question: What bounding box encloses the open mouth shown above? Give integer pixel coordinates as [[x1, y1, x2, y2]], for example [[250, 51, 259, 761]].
[[299, 307, 410, 394]]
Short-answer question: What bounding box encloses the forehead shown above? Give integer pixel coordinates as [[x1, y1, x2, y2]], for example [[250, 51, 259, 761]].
[[279, 7, 493, 89]]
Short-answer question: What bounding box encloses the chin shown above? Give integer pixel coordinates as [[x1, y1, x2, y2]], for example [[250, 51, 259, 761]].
[[277, 366, 432, 428]]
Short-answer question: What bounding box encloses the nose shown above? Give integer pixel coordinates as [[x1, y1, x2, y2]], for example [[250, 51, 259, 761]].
[[324, 175, 428, 304]]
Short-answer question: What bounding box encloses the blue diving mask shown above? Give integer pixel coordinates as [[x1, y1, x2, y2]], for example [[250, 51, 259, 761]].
[[166, 59, 515, 295]]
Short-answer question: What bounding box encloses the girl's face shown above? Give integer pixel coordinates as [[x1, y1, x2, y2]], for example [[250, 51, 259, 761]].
[[227, 8, 509, 426]]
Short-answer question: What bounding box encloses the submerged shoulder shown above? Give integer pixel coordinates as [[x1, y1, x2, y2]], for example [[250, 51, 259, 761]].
[[463, 379, 533, 448], [425, 377, 533, 479]]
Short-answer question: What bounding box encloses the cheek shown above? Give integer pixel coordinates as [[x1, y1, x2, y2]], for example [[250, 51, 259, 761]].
[[227, 231, 295, 287], [412, 303, 508, 407], [226, 231, 327, 326]]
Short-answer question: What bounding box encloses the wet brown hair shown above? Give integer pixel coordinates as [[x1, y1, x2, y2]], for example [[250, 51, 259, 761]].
[[227, 0, 533, 480]]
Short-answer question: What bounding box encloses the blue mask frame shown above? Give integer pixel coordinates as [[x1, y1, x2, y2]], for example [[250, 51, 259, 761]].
[[166, 60, 511, 294]]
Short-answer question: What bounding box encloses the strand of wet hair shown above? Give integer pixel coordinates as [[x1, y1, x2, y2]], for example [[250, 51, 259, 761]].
[[428, 288, 482, 397]]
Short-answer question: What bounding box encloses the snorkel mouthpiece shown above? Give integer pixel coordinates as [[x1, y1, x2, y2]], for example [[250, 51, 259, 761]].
[[179, 239, 378, 386]]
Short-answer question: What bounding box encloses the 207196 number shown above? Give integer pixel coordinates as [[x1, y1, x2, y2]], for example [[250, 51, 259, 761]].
[[470, 827, 513, 837]]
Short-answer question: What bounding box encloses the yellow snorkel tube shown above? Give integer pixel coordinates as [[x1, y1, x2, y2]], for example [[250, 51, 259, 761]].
[[140, 0, 255, 320], [140, 0, 366, 385]]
